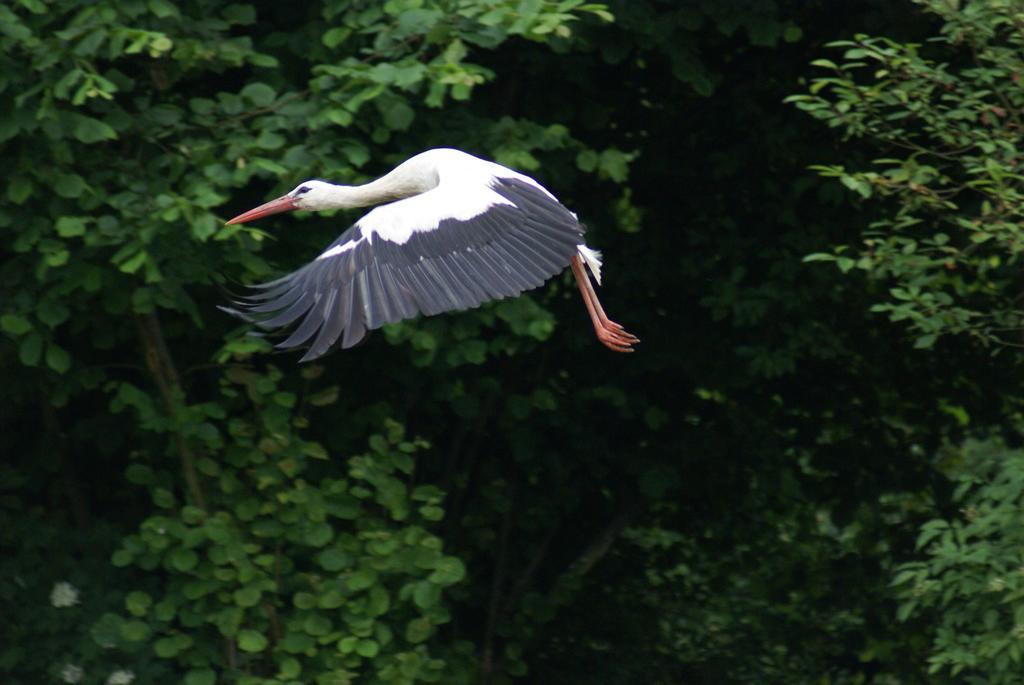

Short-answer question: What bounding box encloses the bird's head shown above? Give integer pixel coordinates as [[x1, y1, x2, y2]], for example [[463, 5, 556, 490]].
[[225, 179, 336, 225]]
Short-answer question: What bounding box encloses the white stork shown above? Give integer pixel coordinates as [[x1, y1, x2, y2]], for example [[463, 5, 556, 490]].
[[222, 148, 638, 361]]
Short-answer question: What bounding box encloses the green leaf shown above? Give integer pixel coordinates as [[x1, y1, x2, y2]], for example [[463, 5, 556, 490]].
[[0, 18, 31, 41], [241, 82, 275, 107], [305, 522, 334, 547], [125, 591, 152, 616], [45, 344, 71, 374], [45, 250, 70, 267], [213, 606, 242, 636], [73, 116, 117, 143], [314, 587, 342, 609], [119, 251, 148, 274], [281, 632, 314, 654], [323, 27, 350, 48], [278, 658, 301, 679], [249, 53, 278, 68], [405, 618, 432, 643], [355, 639, 379, 658], [154, 636, 183, 658], [38, 302, 69, 328], [368, 434, 388, 454], [184, 669, 216, 685], [346, 568, 378, 591], [125, 464, 155, 485], [148, 0, 179, 18], [54, 174, 86, 198], [55, 217, 87, 237], [147, 105, 182, 127], [233, 586, 261, 607], [18, 0, 47, 14], [89, 613, 125, 649], [429, 557, 466, 585], [7, 177, 31, 204], [419, 505, 444, 521], [383, 101, 415, 131], [325, 108, 353, 127], [255, 129, 285, 150], [237, 629, 268, 652], [119, 619, 150, 642], [1, 314, 31, 336], [576, 149, 598, 172], [412, 581, 440, 609], [18, 331, 41, 366], [303, 442, 329, 459], [802, 253, 836, 263], [303, 614, 331, 636], [149, 35, 173, 53], [153, 488, 175, 508], [111, 549, 133, 567], [181, 505, 205, 524], [153, 600, 176, 622], [318, 548, 350, 571], [367, 586, 390, 616], [598, 149, 631, 182], [170, 548, 198, 571], [292, 589, 315, 606], [914, 334, 937, 349]]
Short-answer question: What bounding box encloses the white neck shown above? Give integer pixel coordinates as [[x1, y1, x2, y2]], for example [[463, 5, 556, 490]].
[[320, 160, 440, 210], [320, 180, 400, 209]]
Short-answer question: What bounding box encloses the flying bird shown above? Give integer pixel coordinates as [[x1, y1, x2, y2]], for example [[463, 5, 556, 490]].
[[222, 148, 638, 361]]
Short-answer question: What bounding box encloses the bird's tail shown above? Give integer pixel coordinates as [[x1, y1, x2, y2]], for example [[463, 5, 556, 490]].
[[576, 245, 603, 286]]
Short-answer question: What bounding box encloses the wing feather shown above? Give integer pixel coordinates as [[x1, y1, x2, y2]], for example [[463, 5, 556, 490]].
[[276, 294, 328, 349], [466, 247, 519, 298], [488, 239, 549, 287], [441, 252, 489, 305], [305, 290, 346, 362], [341, 283, 366, 349], [396, 261, 440, 315], [255, 291, 313, 328]]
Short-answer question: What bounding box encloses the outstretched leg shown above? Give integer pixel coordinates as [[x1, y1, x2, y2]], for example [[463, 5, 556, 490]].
[[570, 256, 639, 353]]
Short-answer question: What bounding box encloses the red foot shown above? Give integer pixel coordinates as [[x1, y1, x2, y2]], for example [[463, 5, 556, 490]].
[[596, 320, 640, 353]]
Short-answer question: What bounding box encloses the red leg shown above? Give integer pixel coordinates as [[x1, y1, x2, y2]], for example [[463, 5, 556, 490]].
[[577, 258, 639, 340], [570, 256, 639, 353]]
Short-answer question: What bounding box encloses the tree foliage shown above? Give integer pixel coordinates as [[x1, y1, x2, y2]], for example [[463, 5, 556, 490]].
[[895, 439, 1024, 683], [794, 2, 1024, 681], [5, 1, 1024, 684], [789, 0, 1024, 350]]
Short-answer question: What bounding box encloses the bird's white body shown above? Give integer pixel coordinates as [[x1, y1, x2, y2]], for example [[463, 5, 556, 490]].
[[224, 148, 633, 359], [302, 149, 601, 280]]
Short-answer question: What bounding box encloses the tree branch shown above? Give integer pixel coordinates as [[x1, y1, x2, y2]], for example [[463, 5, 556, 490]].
[[445, 390, 498, 533], [499, 521, 560, 618], [40, 398, 91, 528], [135, 312, 206, 509], [481, 478, 517, 684], [565, 509, 632, 578]]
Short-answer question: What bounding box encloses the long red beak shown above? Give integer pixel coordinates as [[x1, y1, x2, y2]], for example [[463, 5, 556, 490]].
[[225, 195, 298, 225]]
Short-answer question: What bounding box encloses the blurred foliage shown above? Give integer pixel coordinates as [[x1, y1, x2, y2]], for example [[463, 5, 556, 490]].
[[790, 0, 1024, 351], [894, 439, 1024, 683], [5, 0, 1024, 684]]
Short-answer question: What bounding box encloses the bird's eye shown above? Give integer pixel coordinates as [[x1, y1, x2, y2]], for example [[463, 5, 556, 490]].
[[296, 186, 311, 195]]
